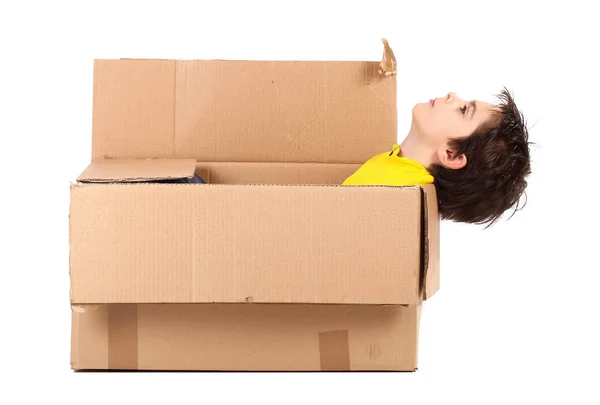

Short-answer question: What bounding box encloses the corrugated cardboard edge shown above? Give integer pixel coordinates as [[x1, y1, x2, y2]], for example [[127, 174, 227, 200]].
[[420, 186, 429, 299], [420, 184, 440, 300], [319, 330, 351, 371], [77, 158, 197, 183]]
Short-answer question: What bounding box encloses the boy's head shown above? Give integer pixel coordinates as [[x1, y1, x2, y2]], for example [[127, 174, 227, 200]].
[[408, 88, 532, 226]]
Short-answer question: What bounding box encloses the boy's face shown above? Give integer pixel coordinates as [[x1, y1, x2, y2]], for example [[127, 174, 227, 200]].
[[411, 92, 497, 149]]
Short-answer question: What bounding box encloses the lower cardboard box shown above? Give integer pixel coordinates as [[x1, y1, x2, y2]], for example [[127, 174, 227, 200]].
[[71, 302, 422, 371]]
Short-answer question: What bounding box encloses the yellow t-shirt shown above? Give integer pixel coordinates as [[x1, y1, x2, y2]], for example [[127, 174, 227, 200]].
[[342, 144, 434, 186]]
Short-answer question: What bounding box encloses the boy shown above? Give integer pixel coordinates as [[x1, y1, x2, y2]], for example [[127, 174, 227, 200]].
[[342, 88, 532, 226]]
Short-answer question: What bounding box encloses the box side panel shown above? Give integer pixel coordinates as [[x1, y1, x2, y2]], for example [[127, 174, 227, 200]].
[[421, 184, 440, 299], [72, 303, 419, 371], [70, 184, 422, 305]]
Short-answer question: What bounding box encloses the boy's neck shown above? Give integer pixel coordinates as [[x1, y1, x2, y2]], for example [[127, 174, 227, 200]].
[[399, 131, 435, 168]]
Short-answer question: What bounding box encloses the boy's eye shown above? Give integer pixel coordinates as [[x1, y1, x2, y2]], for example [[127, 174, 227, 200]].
[[460, 104, 467, 114]]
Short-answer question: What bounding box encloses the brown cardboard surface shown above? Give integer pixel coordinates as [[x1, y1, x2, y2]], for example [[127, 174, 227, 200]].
[[422, 184, 440, 299], [319, 330, 351, 370], [71, 303, 420, 371], [107, 304, 138, 369], [92, 59, 177, 161], [194, 162, 361, 185], [69, 183, 423, 305], [91, 57, 396, 164], [77, 158, 197, 182], [69, 39, 440, 372], [70, 305, 108, 369]]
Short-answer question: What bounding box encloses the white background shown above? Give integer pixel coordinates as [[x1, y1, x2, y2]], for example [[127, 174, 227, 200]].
[[1, 0, 598, 404]]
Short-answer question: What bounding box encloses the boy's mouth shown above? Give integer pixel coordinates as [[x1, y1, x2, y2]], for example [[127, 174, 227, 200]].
[[430, 98, 435, 106]]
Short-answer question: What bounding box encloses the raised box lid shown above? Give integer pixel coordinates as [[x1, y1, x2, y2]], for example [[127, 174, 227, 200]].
[[91, 39, 397, 164]]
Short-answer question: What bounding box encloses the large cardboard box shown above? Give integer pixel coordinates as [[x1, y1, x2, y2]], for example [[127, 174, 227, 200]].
[[69, 44, 440, 371]]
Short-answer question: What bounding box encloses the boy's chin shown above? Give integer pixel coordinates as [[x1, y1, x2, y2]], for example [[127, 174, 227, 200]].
[[411, 102, 430, 122], [413, 101, 431, 112]]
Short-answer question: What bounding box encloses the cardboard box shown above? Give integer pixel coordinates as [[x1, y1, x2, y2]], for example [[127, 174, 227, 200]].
[[69, 43, 440, 371]]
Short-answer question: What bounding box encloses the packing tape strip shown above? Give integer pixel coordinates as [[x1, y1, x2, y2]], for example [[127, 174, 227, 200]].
[[107, 304, 138, 370], [318, 330, 350, 371]]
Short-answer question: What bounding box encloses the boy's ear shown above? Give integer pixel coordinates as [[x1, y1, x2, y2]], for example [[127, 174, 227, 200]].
[[436, 147, 467, 170]]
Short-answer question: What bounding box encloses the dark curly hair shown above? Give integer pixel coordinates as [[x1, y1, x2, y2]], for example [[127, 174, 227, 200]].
[[427, 87, 532, 227]]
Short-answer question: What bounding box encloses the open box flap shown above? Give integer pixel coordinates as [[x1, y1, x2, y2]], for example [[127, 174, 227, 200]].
[[91, 39, 397, 164], [77, 159, 197, 183]]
